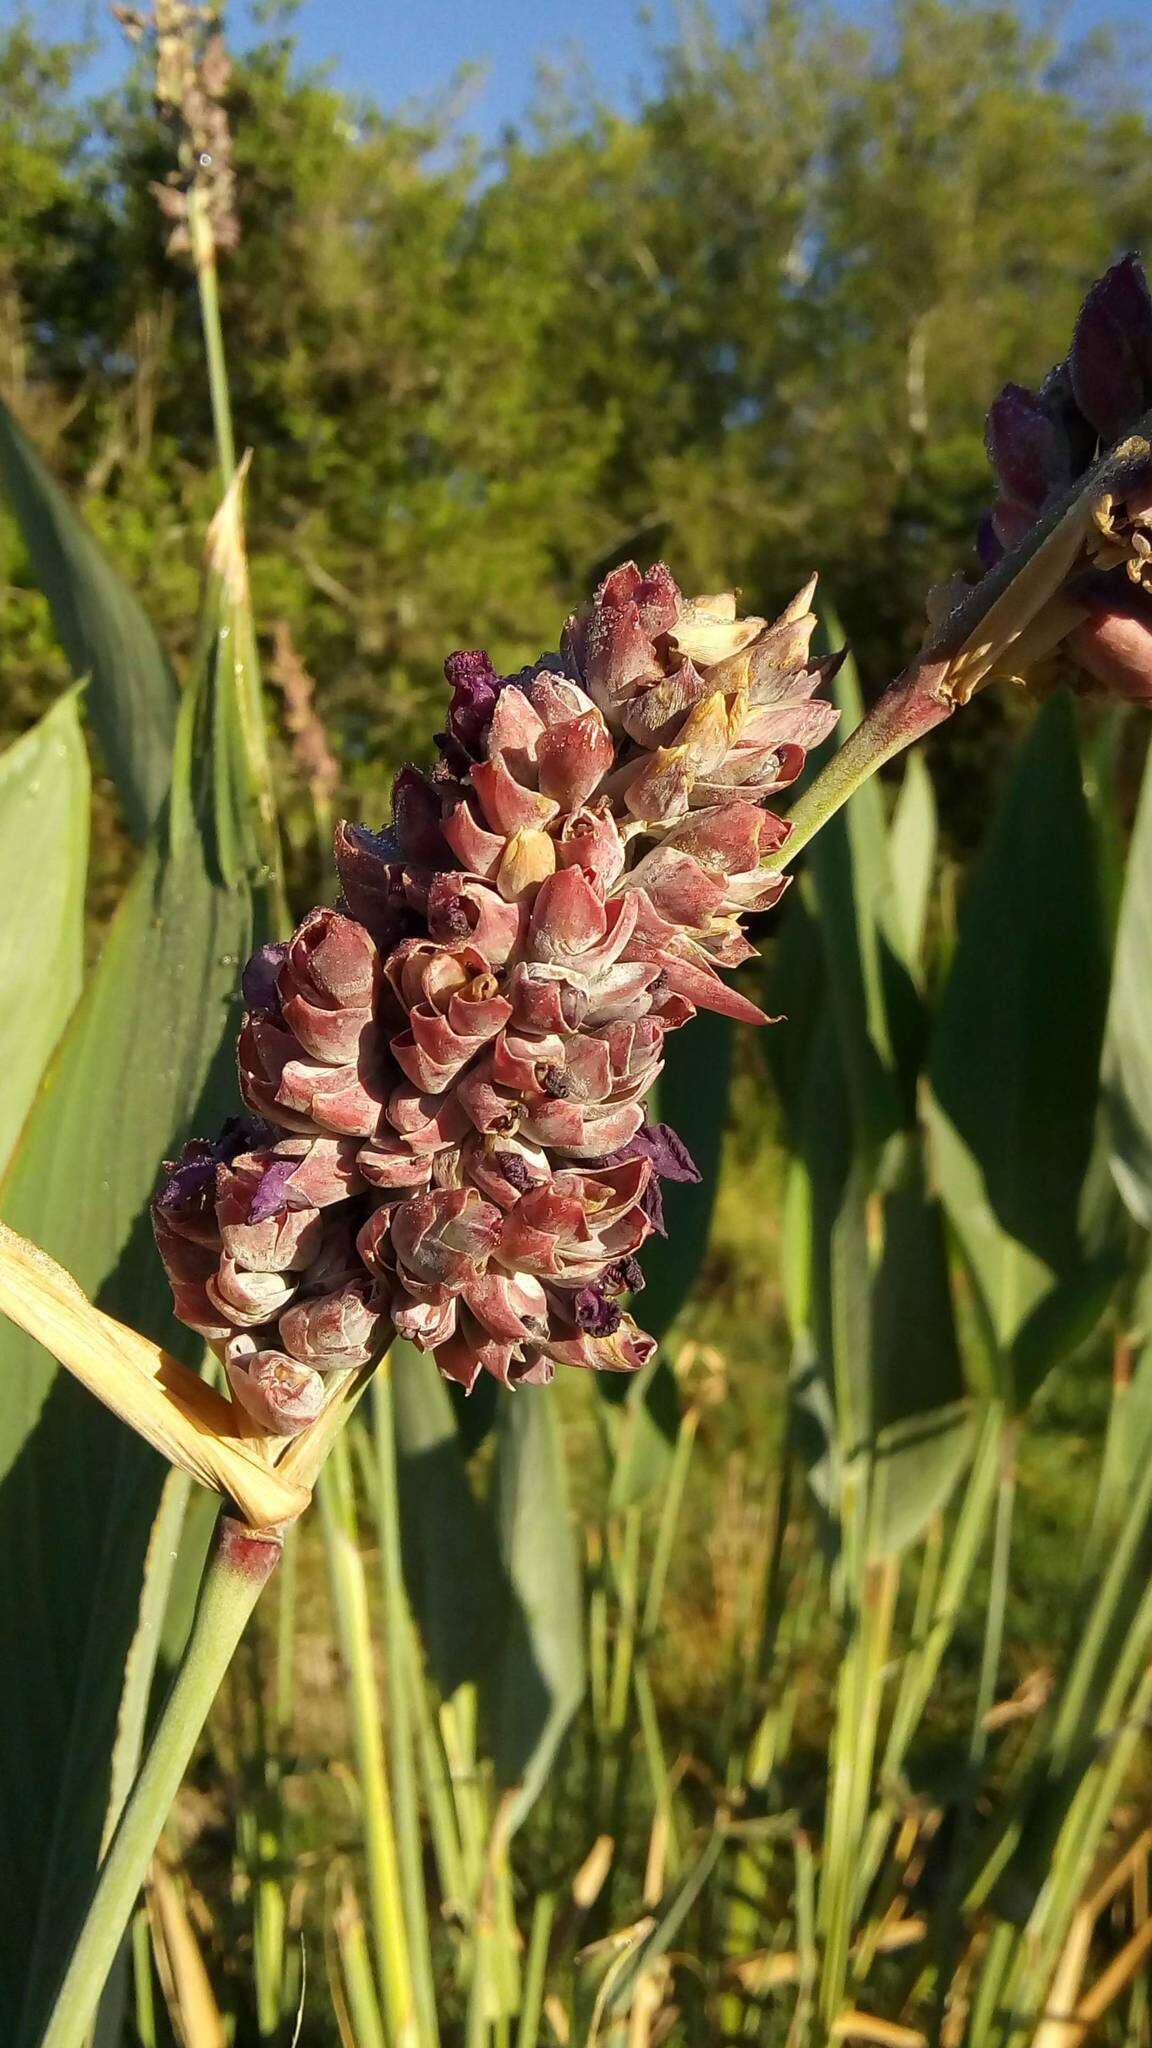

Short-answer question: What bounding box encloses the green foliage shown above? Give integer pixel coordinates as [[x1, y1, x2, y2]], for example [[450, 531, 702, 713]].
[[926, 693, 1113, 1408], [490, 1391, 584, 1834], [3, 0, 1150, 813], [0, 690, 87, 1173], [0, 524, 273, 2045], [1103, 729, 1152, 1224], [0, 401, 178, 841], [777, 634, 970, 1565]]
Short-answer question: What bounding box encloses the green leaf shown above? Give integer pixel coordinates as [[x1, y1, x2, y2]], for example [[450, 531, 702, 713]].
[[805, 612, 924, 1147], [0, 400, 178, 843], [602, 1829, 725, 2016], [887, 753, 937, 977], [1085, 1252, 1152, 1573], [924, 693, 1111, 1408], [488, 1389, 584, 1835], [636, 1006, 734, 1345], [780, 625, 968, 1557], [0, 691, 88, 1175], [602, 1006, 734, 1506], [0, 537, 271, 2047], [390, 1340, 501, 1701], [867, 1136, 971, 1558], [1103, 729, 1152, 1225]]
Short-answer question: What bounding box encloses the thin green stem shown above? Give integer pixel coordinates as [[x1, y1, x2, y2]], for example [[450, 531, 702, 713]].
[[318, 1439, 417, 2045], [130, 1908, 157, 2048], [274, 1520, 298, 1741], [40, 1518, 280, 2048], [933, 1417, 1017, 2039], [370, 1374, 442, 2046], [515, 1891, 555, 2048], [817, 1556, 898, 2028], [187, 188, 237, 489], [785, 671, 953, 861]]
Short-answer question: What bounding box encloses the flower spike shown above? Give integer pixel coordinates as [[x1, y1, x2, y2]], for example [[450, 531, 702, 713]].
[[154, 567, 835, 1416]]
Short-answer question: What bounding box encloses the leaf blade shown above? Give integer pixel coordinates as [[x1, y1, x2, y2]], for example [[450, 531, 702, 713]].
[[489, 1389, 584, 1836], [0, 538, 271, 2044], [0, 400, 178, 842], [924, 692, 1111, 1405], [0, 691, 88, 1175]]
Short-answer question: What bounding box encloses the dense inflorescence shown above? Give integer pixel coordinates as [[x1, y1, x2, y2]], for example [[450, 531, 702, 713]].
[[982, 253, 1152, 702], [153, 563, 839, 1430]]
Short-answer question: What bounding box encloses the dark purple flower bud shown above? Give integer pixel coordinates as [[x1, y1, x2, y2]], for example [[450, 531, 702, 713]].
[[242, 943, 289, 1014], [442, 649, 502, 758], [984, 383, 1065, 511], [154, 1144, 221, 1244], [247, 1158, 300, 1224], [976, 513, 1004, 571], [573, 1286, 623, 1335], [155, 1120, 274, 1245], [334, 821, 408, 947], [216, 1157, 324, 1272], [623, 1121, 701, 1185], [1070, 254, 1152, 446], [601, 1255, 645, 1296], [392, 765, 449, 865]]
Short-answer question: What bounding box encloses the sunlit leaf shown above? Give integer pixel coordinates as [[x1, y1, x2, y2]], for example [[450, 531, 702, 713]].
[[488, 1389, 584, 1834], [1103, 729, 1152, 1225], [0, 691, 88, 1175], [887, 753, 937, 977], [0, 513, 272, 2045], [0, 400, 178, 843]]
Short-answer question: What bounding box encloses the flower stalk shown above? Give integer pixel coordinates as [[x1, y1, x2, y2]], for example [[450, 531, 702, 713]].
[[787, 410, 1152, 861], [39, 1517, 281, 2048]]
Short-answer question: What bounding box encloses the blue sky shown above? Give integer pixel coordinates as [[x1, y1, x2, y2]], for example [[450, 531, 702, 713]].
[[23, 0, 1150, 140]]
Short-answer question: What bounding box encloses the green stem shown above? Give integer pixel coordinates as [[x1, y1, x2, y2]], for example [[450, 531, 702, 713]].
[[187, 187, 237, 489], [785, 669, 953, 860], [788, 415, 1152, 861], [188, 180, 285, 923], [318, 1439, 417, 2044], [933, 1416, 1017, 2037], [817, 1556, 898, 2028], [40, 1517, 280, 2048], [515, 1890, 555, 2048], [370, 1374, 442, 2045]]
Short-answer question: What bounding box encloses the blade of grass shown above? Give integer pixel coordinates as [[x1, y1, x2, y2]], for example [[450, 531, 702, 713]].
[[318, 1432, 417, 2046], [0, 691, 88, 1175], [369, 1368, 442, 2046], [0, 400, 178, 842]]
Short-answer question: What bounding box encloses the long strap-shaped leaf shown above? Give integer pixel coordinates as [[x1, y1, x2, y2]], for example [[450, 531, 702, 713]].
[[924, 692, 1112, 1409], [0, 487, 274, 2046], [1103, 724, 1152, 1225], [0, 400, 178, 844], [0, 693, 88, 1176]]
